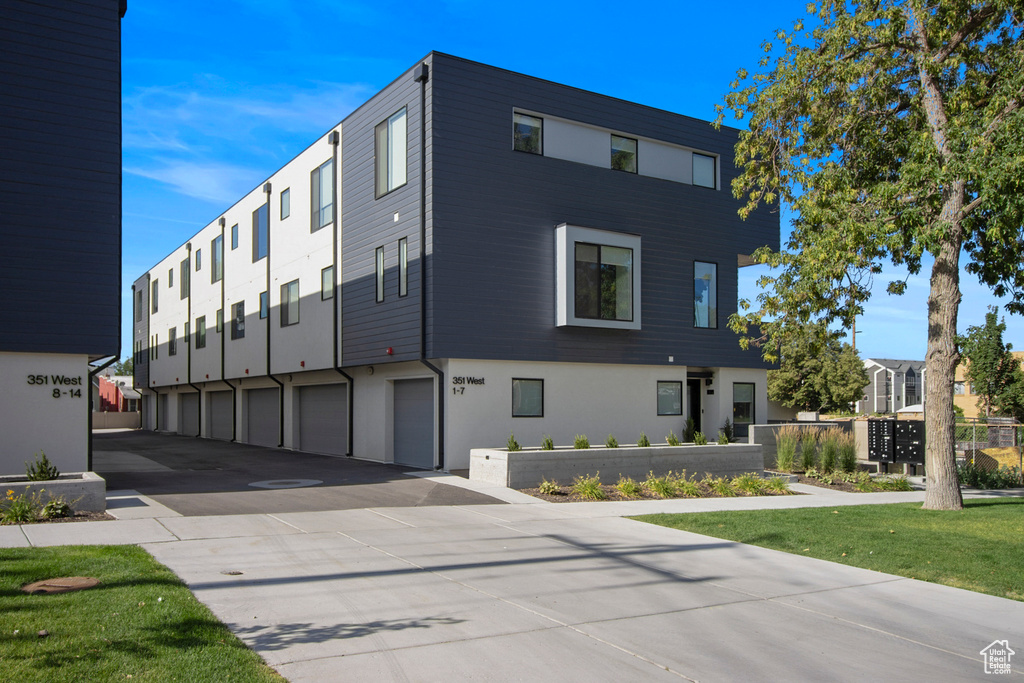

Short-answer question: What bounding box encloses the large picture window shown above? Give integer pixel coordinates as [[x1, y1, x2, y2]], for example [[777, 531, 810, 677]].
[[657, 381, 682, 416], [694, 261, 717, 328], [375, 108, 407, 197], [513, 113, 542, 154], [556, 224, 642, 330], [693, 152, 716, 189], [280, 280, 299, 326], [252, 204, 268, 262], [512, 378, 544, 417], [311, 159, 333, 231]]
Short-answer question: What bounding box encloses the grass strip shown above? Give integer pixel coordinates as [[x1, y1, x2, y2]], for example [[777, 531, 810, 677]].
[[0, 545, 282, 682], [633, 498, 1024, 602]]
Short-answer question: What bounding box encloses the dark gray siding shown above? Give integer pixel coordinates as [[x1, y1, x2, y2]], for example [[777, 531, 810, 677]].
[[426, 54, 778, 368], [341, 59, 430, 367], [0, 0, 123, 357]]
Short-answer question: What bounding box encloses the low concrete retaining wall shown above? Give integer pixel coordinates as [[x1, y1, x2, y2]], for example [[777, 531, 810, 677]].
[[0, 472, 106, 512], [469, 444, 764, 489]]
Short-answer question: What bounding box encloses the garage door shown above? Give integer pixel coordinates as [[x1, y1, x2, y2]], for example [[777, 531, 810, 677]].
[[207, 390, 233, 441], [298, 384, 348, 456], [247, 387, 279, 447], [179, 393, 199, 436], [393, 378, 434, 469]]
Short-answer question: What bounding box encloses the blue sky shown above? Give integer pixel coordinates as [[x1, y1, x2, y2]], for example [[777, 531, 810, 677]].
[[120, 0, 1020, 362]]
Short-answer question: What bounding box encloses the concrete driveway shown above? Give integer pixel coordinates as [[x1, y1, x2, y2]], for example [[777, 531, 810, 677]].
[[93, 430, 502, 516]]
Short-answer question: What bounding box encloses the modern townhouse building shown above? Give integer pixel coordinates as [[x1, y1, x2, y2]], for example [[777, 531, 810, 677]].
[[133, 52, 779, 471], [856, 358, 928, 415], [1, 0, 125, 475]]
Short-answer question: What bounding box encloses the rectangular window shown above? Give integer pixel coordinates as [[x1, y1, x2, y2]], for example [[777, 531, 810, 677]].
[[280, 188, 290, 220], [280, 280, 299, 327], [611, 135, 637, 173], [231, 301, 245, 340], [196, 316, 206, 349], [135, 289, 143, 321], [152, 334, 158, 360], [259, 291, 268, 319], [168, 268, 173, 287], [375, 246, 385, 302], [513, 113, 542, 154], [693, 152, 716, 189], [375, 107, 407, 197], [321, 266, 334, 300], [512, 378, 544, 417], [216, 308, 223, 333], [574, 243, 633, 322], [310, 159, 334, 231], [180, 258, 189, 299], [694, 261, 718, 328], [151, 280, 159, 314], [184, 322, 190, 343], [733, 383, 755, 436], [195, 248, 202, 271], [252, 204, 268, 261], [954, 381, 966, 395], [398, 238, 408, 297], [657, 381, 682, 416], [211, 235, 223, 283], [168, 327, 177, 356], [231, 223, 239, 250]]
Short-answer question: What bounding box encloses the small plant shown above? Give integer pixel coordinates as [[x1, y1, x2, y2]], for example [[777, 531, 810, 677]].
[[25, 451, 60, 481], [637, 432, 651, 447], [41, 497, 73, 519], [615, 476, 643, 498], [693, 431, 708, 446], [765, 476, 791, 494], [507, 432, 521, 452], [721, 418, 734, 443], [799, 431, 818, 472], [837, 431, 858, 473], [731, 472, 764, 495], [819, 427, 841, 472], [774, 425, 800, 473], [717, 430, 730, 445], [873, 475, 914, 492], [683, 417, 697, 443], [666, 430, 681, 446], [570, 473, 606, 500], [675, 472, 702, 497], [957, 462, 1024, 489], [644, 472, 678, 498], [538, 478, 560, 495], [706, 475, 735, 497], [2, 488, 43, 524], [573, 434, 590, 449], [540, 434, 555, 450], [605, 434, 619, 448]]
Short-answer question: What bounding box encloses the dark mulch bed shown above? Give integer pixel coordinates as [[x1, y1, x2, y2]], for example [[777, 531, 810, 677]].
[[3, 511, 115, 525], [793, 474, 861, 493], [519, 482, 797, 503]]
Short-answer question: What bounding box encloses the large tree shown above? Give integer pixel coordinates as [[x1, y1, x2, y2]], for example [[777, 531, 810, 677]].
[[717, 1, 1024, 510], [769, 326, 869, 413], [959, 306, 1024, 419]]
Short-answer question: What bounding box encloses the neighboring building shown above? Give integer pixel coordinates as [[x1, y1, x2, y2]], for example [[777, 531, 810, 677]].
[[856, 358, 927, 415], [1, 0, 125, 474], [97, 374, 141, 412], [133, 53, 779, 470], [954, 351, 1024, 419]]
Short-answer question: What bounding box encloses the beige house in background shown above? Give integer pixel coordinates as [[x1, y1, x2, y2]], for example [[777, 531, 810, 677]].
[[954, 351, 1024, 419]]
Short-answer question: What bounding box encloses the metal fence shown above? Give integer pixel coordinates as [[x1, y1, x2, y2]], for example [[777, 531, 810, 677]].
[[956, 417, 1024, 470]]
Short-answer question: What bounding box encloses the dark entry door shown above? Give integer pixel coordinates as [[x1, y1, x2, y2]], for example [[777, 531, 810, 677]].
[[686, 379, 702, 434]]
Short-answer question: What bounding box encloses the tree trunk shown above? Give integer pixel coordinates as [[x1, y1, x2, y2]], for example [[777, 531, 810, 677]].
[[922, 184, 965, 511]]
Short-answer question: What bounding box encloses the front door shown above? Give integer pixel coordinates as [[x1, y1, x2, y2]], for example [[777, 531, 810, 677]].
[[686, 379, 702, 434]]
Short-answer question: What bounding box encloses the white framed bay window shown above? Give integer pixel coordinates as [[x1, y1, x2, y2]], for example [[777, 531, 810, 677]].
[[555, 223, 641, 330]]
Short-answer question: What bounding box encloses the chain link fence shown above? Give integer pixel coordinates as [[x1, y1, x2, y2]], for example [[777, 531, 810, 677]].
[[955, 417, 1024, 471]]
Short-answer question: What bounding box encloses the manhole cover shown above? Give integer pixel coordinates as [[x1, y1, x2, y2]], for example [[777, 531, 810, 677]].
[[248, 479, 322, 489], [23, 577, 101, 594]]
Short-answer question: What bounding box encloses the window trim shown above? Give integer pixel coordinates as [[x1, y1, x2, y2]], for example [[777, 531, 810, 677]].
[[195, 248, 202, 272], [252, 204, 268, 262], [280, 279, 299, 327], [168, 327, 176, 356], [211, 235, 223, 283], [692, 152, 717, 189], [168, 268, 173, 287], [513, 112, 543, 155], [196, 316, 206, 349], [374, 107, 408, 199], [512, 378, 544, 418], [375, 246, 385, 303], [657, 381, 683, 416], [259, 291, 268, 319], [611, 134, 638, 173], [310, 159, 334, 232], [732, 382, 756, 427], [280, 187, 290, 220], [230, 224, 239, 250], [321, 266, 334, 300], [398, 238, 408, 297], [216, 308, 223, 333], [231, 301, 245, 340], [693, 260, 719, 329], [555, 224, 642, 330], [151, 280, 159, 314]]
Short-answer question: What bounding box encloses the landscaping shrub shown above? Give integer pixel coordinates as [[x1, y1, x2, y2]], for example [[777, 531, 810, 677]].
[[683, 417, 697, 443], [799, 431, 817, 472], [774, 425, 800, 472], [615, 476, 643, 498], [837, 431, 858, 473], [538, 478, 560, 495], [957, 462, 1023, 489], [570, 473, 605, 500], [41, 497, 73, 519], [540, 435, 555, 450], [637, 432, 651, 447], [25, 451, 59, 481], [765, 477, 791, 494], [644, 472, 678, 498], [2, 489, 43, 524], [717, 430, 730, 445], [666, 430, 681, 446], [693, 431, 708, 445], [706, 475, 735, 497], [573, 434, 590, 449], [721, 418, 734, 442], [507, 432, 521, 451], [605, 434, 619, 448], [819, 427, 841, 472], [731, 472, 764, 495], [675, 472, 702, 497]]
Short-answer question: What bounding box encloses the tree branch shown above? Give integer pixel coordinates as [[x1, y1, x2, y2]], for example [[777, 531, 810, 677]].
[[932, 4, 998, 63]]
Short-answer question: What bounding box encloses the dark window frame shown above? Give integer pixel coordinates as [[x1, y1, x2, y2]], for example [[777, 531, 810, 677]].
[[321, 266, 334, 300], [180, 258, 189, 300], [512, 378, 545, 418], [398, 237, 408, 297], [195, 248, 202, 272], [657, 381, 683, 416], [280, 280, 299, 327], [310, 159, 334, 232], [231, 301, 245, 340], [196, 316, 206, 349], [230, 224, 239, 250], [216, 308, 223, 333], [693, 152, 717, 189], [259, 291, 268, 319], [151, 280, 159, 314], [252, 204, 268, 262], [374, 107, 408, 199], [611, 134, 638, 173], [211, 235, 223, 283], [513, 112, 543, 155], [375, 246, 385, 303], [280, 187, 290, 220], [693, 260, 719, 329], [732, 382, 756, 428], [168, 327, 177, 356], [573, 242, 635, 323]]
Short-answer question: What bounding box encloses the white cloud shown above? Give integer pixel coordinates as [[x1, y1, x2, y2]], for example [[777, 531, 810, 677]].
[[124, 160, 263, 204]]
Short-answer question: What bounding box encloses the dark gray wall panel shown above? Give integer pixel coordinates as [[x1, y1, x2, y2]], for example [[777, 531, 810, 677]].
[[393, 378, 434, 468]]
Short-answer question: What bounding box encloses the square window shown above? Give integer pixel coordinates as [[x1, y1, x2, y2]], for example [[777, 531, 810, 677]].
[[513, 113, 542, 154], [195, 248, 202, 271], [259, 291, 268, 319], [512, 378, 544, 417], [375, 246, 385, 302], [211, 235, 223, 283], [168, 327, 176, 356], [398, 238, 408, 297], [151, 280, 159, 314], [280, 280, 299, 326], [693, 152, 716, 189], [231, 301, 245, 339], [321, 266, 334, 300], [216, 308, 223, 333], [180, 258, 189, 299], [556, 224, 641, 330], [196, 316, 206, 349], [311, 159, 334, 231], [375, 108, 407, 198], [280, 188, 290, 220], [230, 224, 239, 250], [694, 261, 718, 329], [252, 204, 268, 261], [657, 381, 682, 416], [611, 135, 637, 173]]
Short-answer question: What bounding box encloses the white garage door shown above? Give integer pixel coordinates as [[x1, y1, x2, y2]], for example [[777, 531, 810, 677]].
[[298, 384, 348, 456], [393, 378, 434, 469], [179, 393, 199, 436], [247, 387, 279, 447], [207, 390, 233, 441]]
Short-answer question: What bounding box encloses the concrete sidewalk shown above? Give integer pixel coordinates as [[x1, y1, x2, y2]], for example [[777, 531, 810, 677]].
[[2, 482, 1022, 681]]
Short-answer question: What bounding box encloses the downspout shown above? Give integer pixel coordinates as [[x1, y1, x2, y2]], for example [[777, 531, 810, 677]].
[[87, 355, 118, 471], [328, 129, 355, 457], [414, 62, 444, 470], [186, 241, 202, 435], [263, 182, 285, 448]]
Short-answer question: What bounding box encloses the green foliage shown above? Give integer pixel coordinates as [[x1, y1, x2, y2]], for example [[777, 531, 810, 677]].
[[111, 356, 134, 376], [774, 425, 800, 472], [717, 430, 730, 445], [693, 432, 708, 446], [819, 428, 841, 472], [605, 434, 618, 448], [676, 473, 702, 497], [705, 475, 735, 497], [570, 473, 606, 500], [538, 478, 560, 495], [956, 462, 1024, 489], [767, 325, 869, 413], [665, 430, 681, 446], [870, 476, 914, 492], [765, 477, 791, 494], [683, 417, 696, 443], [25, 451, 59, 481], [637, 431, 651, 447], [2, 489, 43, 524], [40, 497, 73, 519], [731, 472, 765, 495], [573, 434, 590, 449], [540, 434, 555, 450], [958, 306, 1024, 420], [615, 476, 643, 499], [799, 431, 818, 472], [506, 432, 521, 452], [721, 418, 734, 442], [644, 472, 678, 498], [837, 431, 858, 473]]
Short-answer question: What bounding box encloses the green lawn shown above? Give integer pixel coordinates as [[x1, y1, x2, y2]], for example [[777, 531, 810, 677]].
[[634, 498, 1024, 601], [0, 545, 283, 682]]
